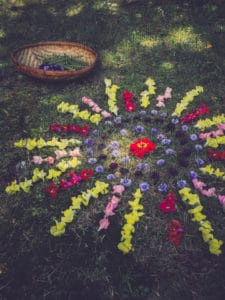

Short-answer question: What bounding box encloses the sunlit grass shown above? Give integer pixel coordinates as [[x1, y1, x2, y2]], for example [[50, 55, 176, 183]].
[[140, 36, 162, 49], [66, 3, 84, 17], [93, 0, 119, 14], [0, 29, 6, 38], [160, 62, 175, 71], [164, 26, 205, 51]]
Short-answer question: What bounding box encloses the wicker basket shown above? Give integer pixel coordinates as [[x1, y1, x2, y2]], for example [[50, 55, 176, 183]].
[[11, 41, 98, 82]]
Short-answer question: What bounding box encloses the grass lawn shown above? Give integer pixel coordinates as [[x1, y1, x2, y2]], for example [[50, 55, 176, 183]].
[[0, 0, 225, 299]]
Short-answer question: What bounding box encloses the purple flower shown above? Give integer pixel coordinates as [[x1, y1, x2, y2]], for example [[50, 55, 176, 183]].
[[137, 163, 149, 171], [139, 182, 150, 192], [165, 148, 175, 155], [109, 141, 120, 150], [182, 125, 189, 132], [171, 118, 179, 124], [86, 148, 94, 156], [85, 138, 95, 147], [190, 134, 198, 141], [195, 158, 205, 166], [167, 167, 178, 176], [121, 156, 130, 164], [92, 129, 99, 136], [135, 125, 145, 134], [177, 180, 187, 188], [157, 159, 165, 166], [120, 129, 128, 136], [160, 112, 167, 118], [157, 134, 166, 141], [120, 178, 132, 187], [95, 165, 104, 173], [139, 110, 146, 115], [151, 109, 158, 116], [161, 138, 171, 146], [107, 174, 115, 181], [109, 162, 118, 169], [98, 143, 106, 150], [120, 168, 129, 174], [158, 183, 168, 192], [112, 150, 121, 158], [88, 158, 97, 164], [114, 116, 122, 124], [151, 128, 158, 135], [189, 170, 198, 179], [104, 120, 113, 126], [195, 144, 203, 151]]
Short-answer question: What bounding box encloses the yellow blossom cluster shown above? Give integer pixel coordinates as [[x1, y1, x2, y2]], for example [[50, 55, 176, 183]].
[[50, 181, 109, 237], [179, 187, 223, 255], [139, 77, 156, 108], [57, 101, 102, 124], [205, 135, 225, 148], [200, 164, 225, 181], [104, 78, 120, 115], [195, 114, 225, 131], [117, 189, 144, 254], [172, 86, 204, 117], [5, 157, 81, 195], [14, 137, 81, 151]]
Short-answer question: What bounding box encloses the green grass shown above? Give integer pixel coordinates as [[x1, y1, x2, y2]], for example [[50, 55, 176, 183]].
[[1, 0, 225, 299]]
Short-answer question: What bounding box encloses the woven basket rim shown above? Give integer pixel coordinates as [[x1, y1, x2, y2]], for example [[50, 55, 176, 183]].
[[11, 41, 98, 79]]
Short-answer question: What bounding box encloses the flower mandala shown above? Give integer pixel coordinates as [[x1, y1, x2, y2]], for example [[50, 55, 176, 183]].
[[5, 77, 225, 256]]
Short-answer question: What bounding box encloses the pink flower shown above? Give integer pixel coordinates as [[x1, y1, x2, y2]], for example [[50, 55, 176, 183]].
[[112, 185, 125, 195], [201, 188, 216, 197], [101, 110, 112, 118], [156, 95, 165, 102], [46, 156, 55, 164], [164, 87, 172, 99], [32, 156, 43, 164], [92, 104, 102, 113], [69, 148, 81, 157], [111, 195, 120, 207], [192, 178, 205, 190], [104, 202, 115, 217], [55, 150, 67, 160], [98, 218, 110, 230], [218, 195, 225, 206], [81, 96, 90, 104], [156, 101, 165, 108], [217, 123, 225, 130]]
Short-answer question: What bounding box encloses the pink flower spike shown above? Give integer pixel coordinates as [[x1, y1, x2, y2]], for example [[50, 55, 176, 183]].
[[101, 110, 112, 118], [111, 195, 120, 207], [104, 202, 115, 217], [156, 101, 165, 108], [156, 95, 164, 102], [81, 96, 89, 104], [32, 156, 43, 164], [112, 185, 125, 195], [69, 148, 81, 157], [46, 156, 55, 164], [192, 178, 205, 190], [164, 87, 172, 99], [217, 123, 225, 130], [218, 195, 225, 206], [201, 188, 216, 197], [98, 218, 110, 231], [92, 104, 102, 113], [55, 150, 67, 160]]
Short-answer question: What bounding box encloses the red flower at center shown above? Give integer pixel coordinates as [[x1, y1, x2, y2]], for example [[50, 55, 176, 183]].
[[123, 90, 133, 102], [130, 138, 156, 159], [159, 199, 176, 212]]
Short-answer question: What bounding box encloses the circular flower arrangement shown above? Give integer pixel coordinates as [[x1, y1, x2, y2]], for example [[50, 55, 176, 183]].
[[5, 77, 225, 256]]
